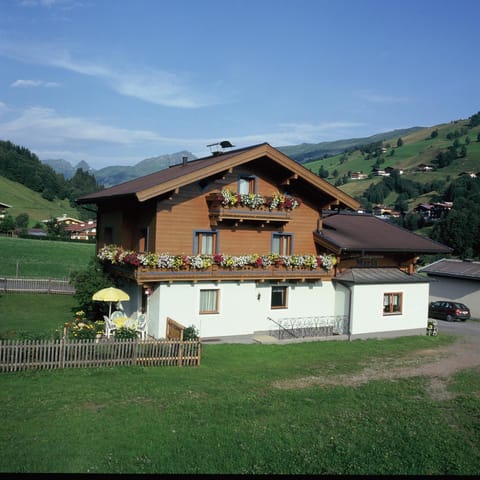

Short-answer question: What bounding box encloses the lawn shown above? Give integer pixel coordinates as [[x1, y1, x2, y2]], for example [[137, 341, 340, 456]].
[[0, 237, 95, 278], [0, 294, 479, 474]]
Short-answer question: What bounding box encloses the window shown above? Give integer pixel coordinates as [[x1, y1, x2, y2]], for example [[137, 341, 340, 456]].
[[383, 292, 403, 315], [199, 289, 219, 314], [272, 233, 293, 255], [238, 176, 256, 194], [271, 285, 288, 309], [194, 231, 217, 254]]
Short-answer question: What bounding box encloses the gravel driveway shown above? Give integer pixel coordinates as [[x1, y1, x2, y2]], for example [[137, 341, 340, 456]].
[[274, 319, 480, 399]]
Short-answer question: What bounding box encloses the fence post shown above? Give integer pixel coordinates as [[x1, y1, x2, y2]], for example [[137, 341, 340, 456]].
[[177, 341, 183, 367]]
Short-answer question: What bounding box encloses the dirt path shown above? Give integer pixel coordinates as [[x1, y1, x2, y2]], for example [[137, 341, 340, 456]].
[[273, 334, 480, 400]]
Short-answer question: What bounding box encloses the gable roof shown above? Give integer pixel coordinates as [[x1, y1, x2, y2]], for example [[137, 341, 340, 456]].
[[314, 211, 452, 254], [76, 143, 360, 210], [419, 258, 480, 281], [334, 267, 429, 284]]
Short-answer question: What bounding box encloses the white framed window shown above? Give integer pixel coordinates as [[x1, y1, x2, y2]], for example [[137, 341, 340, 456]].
[[200, 289, 219, 314], [383, 292, 403, 315]]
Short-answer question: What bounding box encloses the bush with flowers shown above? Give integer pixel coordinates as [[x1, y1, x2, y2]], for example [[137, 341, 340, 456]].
[[98, 245, 337, 272], [64, 310, 105, 340]]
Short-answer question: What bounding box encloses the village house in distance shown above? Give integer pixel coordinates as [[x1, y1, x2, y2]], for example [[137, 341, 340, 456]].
[[77, 142, 451, 341]]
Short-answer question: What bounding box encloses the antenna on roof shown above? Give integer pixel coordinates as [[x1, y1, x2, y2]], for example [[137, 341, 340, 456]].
[[206, 140, 235, 156]]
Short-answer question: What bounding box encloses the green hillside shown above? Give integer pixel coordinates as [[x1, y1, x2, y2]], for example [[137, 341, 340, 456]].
[[303, 115, 480, 211], [0, 176, 81, 226]]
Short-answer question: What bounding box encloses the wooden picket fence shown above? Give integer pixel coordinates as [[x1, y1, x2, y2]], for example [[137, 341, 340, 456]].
[[0, 338, 201, 372], [0, 276, 75, 294]]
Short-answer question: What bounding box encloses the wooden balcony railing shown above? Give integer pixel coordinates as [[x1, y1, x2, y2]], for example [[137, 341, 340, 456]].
[[206, 193, 293, 225]]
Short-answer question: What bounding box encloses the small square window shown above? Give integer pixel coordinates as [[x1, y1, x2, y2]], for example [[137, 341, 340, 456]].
[[194, 231, 217, 254], [272, 233, 293, 255], [200, 289, 219, 314], [271, 285, 288, 309], [238, 176, 255, 194], [383, 292, 403, 315]]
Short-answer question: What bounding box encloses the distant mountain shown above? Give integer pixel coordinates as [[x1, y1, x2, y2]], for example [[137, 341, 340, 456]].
[[277, 127, 424, 163], [94, 151, 196, 187], [42, 151, 196, 187]]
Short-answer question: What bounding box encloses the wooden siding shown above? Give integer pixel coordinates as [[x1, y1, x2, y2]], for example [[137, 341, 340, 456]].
[[154, 168, 322, 255]]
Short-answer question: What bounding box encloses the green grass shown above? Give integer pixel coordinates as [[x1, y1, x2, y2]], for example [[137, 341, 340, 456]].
[[0, 294, 479, 474], [0, 336, 478, 474], [0, 175, 80, 227], [0, 237, 95, 278], [0, 293, 76, 338]]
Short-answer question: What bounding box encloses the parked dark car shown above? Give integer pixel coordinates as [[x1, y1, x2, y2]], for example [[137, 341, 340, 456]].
[[428, 301, 471, 321]]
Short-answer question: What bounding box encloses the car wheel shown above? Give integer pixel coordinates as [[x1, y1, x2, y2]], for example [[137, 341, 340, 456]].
[[446, 314, 453, 322]]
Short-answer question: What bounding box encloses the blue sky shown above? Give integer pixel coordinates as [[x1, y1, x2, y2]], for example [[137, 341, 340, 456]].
[[1, 0, 479, 169]]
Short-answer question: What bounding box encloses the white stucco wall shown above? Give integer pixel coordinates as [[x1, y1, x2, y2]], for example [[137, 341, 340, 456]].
[[349, 282, 429, 335], [146, 280, 337, 338], [428, 277, 480, 319]]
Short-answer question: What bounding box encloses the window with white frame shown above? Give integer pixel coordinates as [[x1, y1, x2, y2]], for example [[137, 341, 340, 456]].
[[271, 285, 288, 309], [199, 289, 219, 314], [383, 292, 403, 315], [194, 231, 217, 254], [272, 233, 293, 255]]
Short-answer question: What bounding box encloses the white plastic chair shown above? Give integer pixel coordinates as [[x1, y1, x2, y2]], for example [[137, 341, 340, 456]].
[[103, 315, 117, 338], [136, 313, 147, 340]]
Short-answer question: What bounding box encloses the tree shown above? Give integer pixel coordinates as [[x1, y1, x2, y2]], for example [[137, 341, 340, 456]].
[[318, 166, 329, 179], [70, 257, 118, 321], [397, 137, 404, 147], [430, 129, 438, 139], [0, 214, 15, 233], [15, 213, 29, 230]]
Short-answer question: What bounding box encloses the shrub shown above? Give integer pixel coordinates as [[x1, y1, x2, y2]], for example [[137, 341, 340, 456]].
[[114, 327, 138, 339], [183, 325, 200, 341]]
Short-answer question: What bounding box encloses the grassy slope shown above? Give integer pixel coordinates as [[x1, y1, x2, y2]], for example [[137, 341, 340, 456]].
[[0, 176, 80, 226], [303, 118, 480, 209]]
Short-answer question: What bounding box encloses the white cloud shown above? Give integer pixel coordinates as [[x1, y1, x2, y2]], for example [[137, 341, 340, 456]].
[[0, 42, 219, 108], [11, 79, 60, 88]]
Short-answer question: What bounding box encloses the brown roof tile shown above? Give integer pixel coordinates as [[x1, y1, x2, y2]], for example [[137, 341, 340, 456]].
[[419, 258, 480, 280], [317, 212, 452, 253]]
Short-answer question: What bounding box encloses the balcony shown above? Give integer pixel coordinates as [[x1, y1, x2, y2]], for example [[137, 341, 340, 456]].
[[98, 246, 336, 284], [107, 262, 332, 284], [206, 192, 298, 226]]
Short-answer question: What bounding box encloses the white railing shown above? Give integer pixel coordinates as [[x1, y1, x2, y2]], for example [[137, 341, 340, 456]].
[[0, 277, 75, 294], [268, 315, 348, 339]]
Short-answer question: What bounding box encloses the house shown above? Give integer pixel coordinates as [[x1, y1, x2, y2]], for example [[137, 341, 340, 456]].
[[350, 172, 368, 180], [414, 202, 453, 220], [77, 142, 451, 341], [42, 214, 84, 226], [418, 258, 480, 319], [0, 202, 11, 219], [372, 168, 389, 176], [417, 164, 434, 172], [64, 220, 97, 241]]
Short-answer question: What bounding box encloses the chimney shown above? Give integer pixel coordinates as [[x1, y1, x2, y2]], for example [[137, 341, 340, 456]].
[[182, 156, 188, 166]]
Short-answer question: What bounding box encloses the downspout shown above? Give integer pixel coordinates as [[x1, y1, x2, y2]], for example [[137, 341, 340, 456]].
[[347, 285, 353, 341]]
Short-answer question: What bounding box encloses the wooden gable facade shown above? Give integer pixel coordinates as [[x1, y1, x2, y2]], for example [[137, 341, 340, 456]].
[[78, 143, 362, 283]]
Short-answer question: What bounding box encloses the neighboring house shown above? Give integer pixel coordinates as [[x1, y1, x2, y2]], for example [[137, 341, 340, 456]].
[[418, 258, 480, 319], [414, 202, 453, 220], [77, 142, 451, 340], [417, 164, 434, 172], [64, 220, 97, 241], [0, 202, 11, 219], [42, 214, 83, 226], [350, 172, 368, 180], [372, 168, 389, 176]]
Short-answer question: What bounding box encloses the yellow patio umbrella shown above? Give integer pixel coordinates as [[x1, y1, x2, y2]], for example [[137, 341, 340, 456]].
[[92, 287, 130, 317]]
